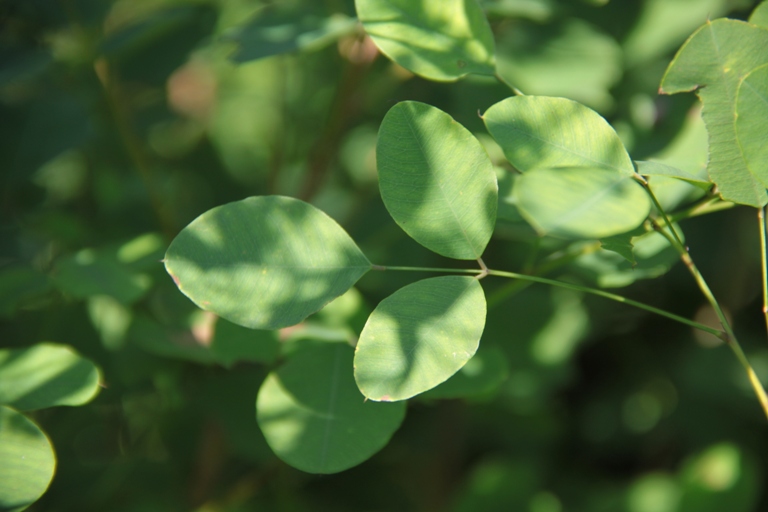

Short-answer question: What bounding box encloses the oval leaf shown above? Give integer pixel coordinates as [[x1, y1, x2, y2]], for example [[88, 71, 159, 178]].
[[513, 166, 651, 239], [165, 196, 371, 329], [660, 19, 768, 207], [354, 276, 486, 401], [0, 406, 55, 511], [482, 96, 634, 176], [377, 101, 498, 260], [0, 343, 101, 411], [257, 343, 406, 474], [355, 0, 496, 81], [420, 344, 509, 400], [736, 64, 768, 188]]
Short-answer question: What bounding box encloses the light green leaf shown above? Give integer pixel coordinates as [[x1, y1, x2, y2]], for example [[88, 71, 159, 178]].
[[355, 0, 496, 81], [354, 276, 486, 401], [513, 166, 651, 239], [482, 96, 634, 176], [0, 406, 55, 512], [636, 160, 711, 189], [420, 344, 509, 399], [257, 343, 406, 474], [0, 343, 101, 411], [736, 64, 768, 188], [377, 101, 498, 259], [750, 1, 768, 29], [165, 196, 371, 330], [660, 19, 768, 207]]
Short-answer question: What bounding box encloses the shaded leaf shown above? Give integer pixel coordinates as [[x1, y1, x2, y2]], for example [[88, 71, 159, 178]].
[[660, 19, 768, 206], [53, 248, 152, 305], [355, 276, 486, 401], [356, 0, 495, 81], [495, 18, 621, 110], [420, 344, 509, 399], [165, 196, 371, 330], [513, 166, 651, 239], [572, 223, 682, 288], [257, 343, 406, 473], [0, 406, 55, 512], [0, 343, 101, 411], [600, 228, 643, 266], [482, 96, 634, 176], [0, 266, 51, 318], [377, 101, 497, 259], [227, 10, 358, 63]]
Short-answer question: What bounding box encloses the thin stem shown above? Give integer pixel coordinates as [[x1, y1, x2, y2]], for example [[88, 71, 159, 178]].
[[493, 71, 524, 96], [635, 174, 684, 247], [760, 207, 768, 339], [485, 269, 726, 339], [476, 258, 489, 279], [651, 217, 768, 421], [371, 265, 482, 275]]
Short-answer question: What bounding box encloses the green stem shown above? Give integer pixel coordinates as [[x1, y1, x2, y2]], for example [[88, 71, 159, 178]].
[[373, 263, 724, 338], [371, 265, 482, 275], [635, 174, 684, 247], [760, 207, 768, 339], [651, 218, 768, 420], [485, 269, 725, 338], [493, 71, 524, 96]]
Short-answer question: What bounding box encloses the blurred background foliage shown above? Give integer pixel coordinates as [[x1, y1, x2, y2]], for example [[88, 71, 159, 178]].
[[2, 0, 768, 510]]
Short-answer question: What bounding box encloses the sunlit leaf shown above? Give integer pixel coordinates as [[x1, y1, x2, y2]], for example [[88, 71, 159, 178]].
[[660, 19, 768, 207], [0, 343, 101, 411], [165, 196, 371, 330], [482, 96, 634, 176], [356, 0, 496, 81], [355, 276, 486, 401], [735, 64, 768, 188], [257, 342, 406, 473], [513, 166, 651, 239], [377, 101, 497, 259], [0, 406, 55, 512]]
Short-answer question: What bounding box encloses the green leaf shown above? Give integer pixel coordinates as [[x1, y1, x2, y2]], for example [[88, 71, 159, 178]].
[[53, 248, 152, 304], [573, 223, 683, 288], [257, 343, 406, 474], [636, 160, 711, 190], [420, 345, 509, 399], [355, 0, 496, 81], [0, 266, 51, 318], [513, 166, 651, 239], [0, 406, 55, 512], [495, 18, 622, 111], [482, 96, 634, 176], [354, 276, 486, 401], [377, 101, 498, 260], [750, 1, 768, 29], [735, 64, 768, 188], [165, 196, 371, 330], [227, 10, 358, 63], [600, 228, 643, 266], [0, 343, 101, 411], [660, 19, 768, 207]]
